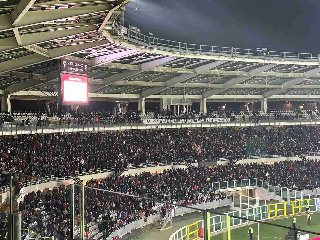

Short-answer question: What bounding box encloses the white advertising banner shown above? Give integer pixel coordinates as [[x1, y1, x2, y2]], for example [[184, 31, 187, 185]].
[[316, 198, 320, 211], [143, 118, 230, 124]]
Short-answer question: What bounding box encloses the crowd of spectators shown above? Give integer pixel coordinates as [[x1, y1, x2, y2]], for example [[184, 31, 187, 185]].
[[1, 123, 320, 238], [19, 167, 229, 239], [16, 158, 320, 239], [9, 110, 142, 127], [1, 126, 320, 181], [1, 109, 319, 128]]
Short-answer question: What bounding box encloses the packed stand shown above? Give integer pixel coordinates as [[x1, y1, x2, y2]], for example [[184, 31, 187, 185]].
[[18, 159, 320, 239], [9, 110, 142, 127], [2, 126, 320, 182], [19, 168, 228, 239]]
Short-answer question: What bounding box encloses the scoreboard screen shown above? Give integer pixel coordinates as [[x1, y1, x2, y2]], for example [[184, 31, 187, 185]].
[[61, 74, 88, 104]]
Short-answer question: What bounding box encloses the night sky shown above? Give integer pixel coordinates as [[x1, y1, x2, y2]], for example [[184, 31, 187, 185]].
[[124, 0, 320, 53]]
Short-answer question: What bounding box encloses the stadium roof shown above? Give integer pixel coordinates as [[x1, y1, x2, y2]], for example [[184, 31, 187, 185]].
[[1, 0, 320, 102]]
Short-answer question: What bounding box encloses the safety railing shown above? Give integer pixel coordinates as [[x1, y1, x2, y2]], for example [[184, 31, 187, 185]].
[[214, 178, 320, 202], [105, 198, 232, 240], [169, 205, 268, 240], [2, 118, 320, 136], [113, 20, 320, 62], [169, 198, 319, 240]]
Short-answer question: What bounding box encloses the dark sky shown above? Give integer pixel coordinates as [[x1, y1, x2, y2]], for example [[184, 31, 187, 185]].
[[124, 0, 320, 53]]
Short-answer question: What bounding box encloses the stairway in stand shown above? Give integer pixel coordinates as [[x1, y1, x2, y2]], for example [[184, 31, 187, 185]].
[[154, 211, 173, 231]]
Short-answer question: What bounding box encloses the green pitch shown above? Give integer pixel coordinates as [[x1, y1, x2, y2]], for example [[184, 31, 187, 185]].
[[212, 213, 320, 240]]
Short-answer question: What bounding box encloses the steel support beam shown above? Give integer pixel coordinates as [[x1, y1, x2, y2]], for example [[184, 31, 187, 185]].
[[92, 49, 139, 66], [92, 70, 140, 93], [11, 91, 143, 99], [12, 0, 37, 26], [98, 0, 133, 32], [140, 74, 195, 98], [0, 5, 112, 31], [8, 73, 320, 90], [202, 64, 276, 98], [141, 60, 227, 98], [12, 28, 22, 45], [0, 37, 19, 52], [24, 45, 50, 57], [13, 91, 320, 101], [92, 56, 175, 92], [101, 62, 320, 78], [109, 81, 320, 89], [0, 39, 110, 74], [0, 71, 45, 79], [263, 67, 320, 98], [140, 56, 175, 71], [0, 26, 99, 52], [106, 31, 320, 66], [33, 0, 113, 7], [5, 70, 59, 94]]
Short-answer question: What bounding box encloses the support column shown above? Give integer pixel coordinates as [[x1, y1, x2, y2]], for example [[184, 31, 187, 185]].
[[71, 104, 79, 114], [203, 210, 210, 240], [7, 96, 11, 114], [200, 98, 207, 114], [1, 95, 11, 113], [138, 98, 146, 115], [8, 213, 21, 240], [45, 101, 51, 115], [261, 98, 267, 113], [160, 98, 169, 111], [80, 185, 85, 240], [123, 103, 128, 114], [70, 185, 75, 239], [1, 96, 7, 112], [177, 105, 180, 116], [173, 105, 177, 115]]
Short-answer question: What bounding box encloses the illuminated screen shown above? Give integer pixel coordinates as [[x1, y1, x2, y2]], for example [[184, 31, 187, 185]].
[[61, 74, 88, 104]]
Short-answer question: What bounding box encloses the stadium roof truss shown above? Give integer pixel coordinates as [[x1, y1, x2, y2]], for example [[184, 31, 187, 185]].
[[1, 0, 320, 102]]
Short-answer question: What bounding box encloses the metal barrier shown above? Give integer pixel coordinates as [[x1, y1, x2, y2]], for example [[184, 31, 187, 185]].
[[4, 178, 319, 239], [169, 205, 269, 240], [170, 198, 320, 240], [187, 222, 198, 240], [169, 183, 320, 240], [104, 199, 231, 240], [2, 119, 320, 136], [113, 20, 320, 62]]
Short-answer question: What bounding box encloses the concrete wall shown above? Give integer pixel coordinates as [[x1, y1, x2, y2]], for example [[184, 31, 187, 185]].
[[254, 187, 283, 202]]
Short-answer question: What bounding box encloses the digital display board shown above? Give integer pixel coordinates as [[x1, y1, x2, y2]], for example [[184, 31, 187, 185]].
[[61, 58, 88, 75], [61, 74, 88, 104]]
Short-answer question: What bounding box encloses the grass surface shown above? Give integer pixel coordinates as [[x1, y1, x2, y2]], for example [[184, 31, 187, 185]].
[[212, 213, 320, 240]]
